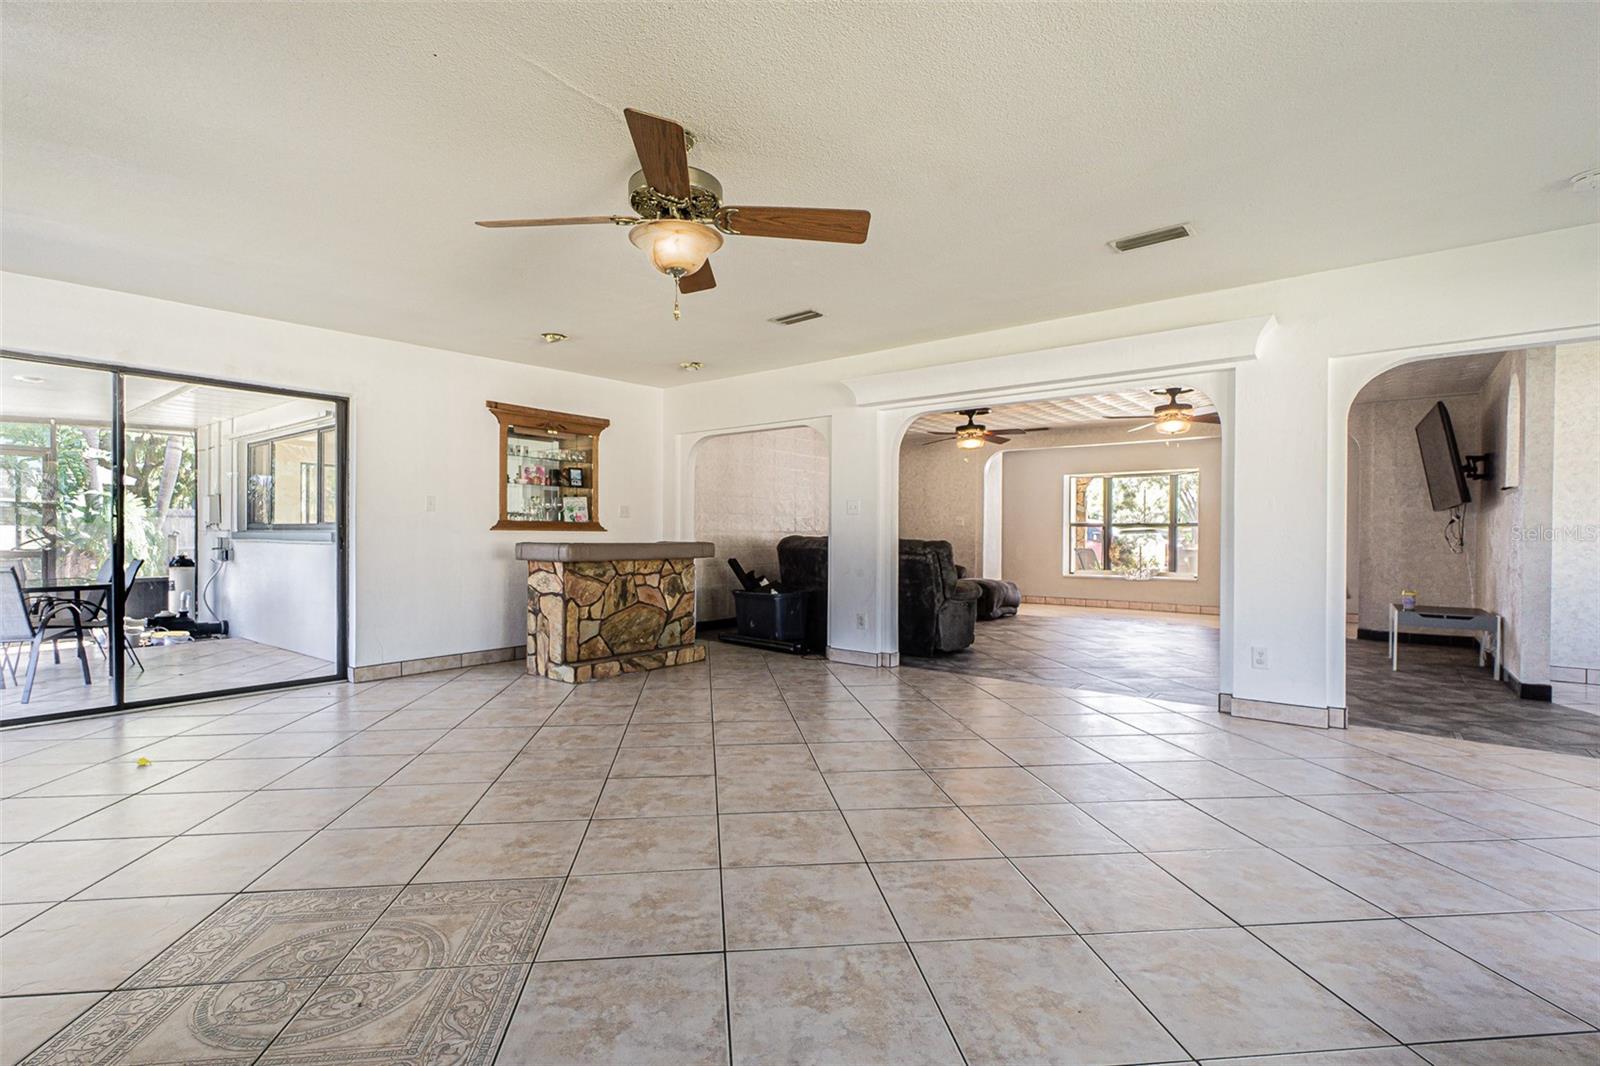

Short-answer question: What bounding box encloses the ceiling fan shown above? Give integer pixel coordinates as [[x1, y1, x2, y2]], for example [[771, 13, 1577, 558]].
[[1102, 388, 1220, 435], [922, 409, 1047, 449], [476, 108, 871, 319]]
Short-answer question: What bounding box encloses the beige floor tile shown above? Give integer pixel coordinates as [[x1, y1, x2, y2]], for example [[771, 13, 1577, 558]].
[[188, 788, 368, 834], [1088, 926, 1394, 1059], [424, 726, 536, 753], [824, 769, 952, 810], [1256, 919, 1584, 1043], [986, 735, 1108, 765], [715, 719, 805, 744], [963, 802, 1133, 857], [1413, 1033, 1600, 1065], [0, 901, 49, 934], [1281, 844, 1536, 916], [29, 978, 320, 1065], [1202, 1049, 1426, 1065], [78, 830, 313, 899], [464, 777, 604, 823], [796, 718, 894, 743], [502, 954, 729, 1065], [0, 837, 165, 903], [724, 863, 902, 950], [416, 820, 586, 881], [1018, 852, 1233, 933], [537, 869, 723, 961], [258, 965, 523, 1064], [1078, 735, 1204, 762], [1407, 911, 1600, 1026], [1507, 786, 1600, 823], [128, 886, 396, 986], [571, 815, 719, 875], [808, 741, 919, 773], [502, 745, 617, 780], [0, 894, 227, 995], [716, 768, 836, 813], [593, 775, 717, 818], [262, 754, 410, 790], [528, 724, 627, 750], [1223, 758, 1385, 797], [1191, 796, 1384, 848], [727, 943, 963, 1065], [1297, 793, 1503, 843], [912, 935, 1187, 1065], [380, 750, 515, 785], [1078, 799, 1260, 851], [1127, 759, 1282, 799], [1308, 756, 1480, 793], [0, 992, 102, 1066], [1034, 713, 1145, 737], [1526, 835, 1600, 870], [1025, 762, 1175, 801], [1405, 839, 1600, 909], [621, 722, 714, 747], [608, 744, 716, 777], [146, 757, 308, 793], [712, 743, 817, 773], [339, 879, 561, 972], [249, 825, 451, 890], [1151, 848, 1386, 924], [1405, 789, 1600, 839], [843, 806, 1001, 861], [329, 782, 487, 828], [0, 796, 115, 843], [899, 739, 1016, 769], [718, 810, 864, 867], [17, 759, 205, 797], [872, 858, 1070, 941], [219, 731, 355, 759]]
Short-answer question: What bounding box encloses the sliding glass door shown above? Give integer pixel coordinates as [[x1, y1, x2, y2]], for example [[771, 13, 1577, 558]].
[[1, 352, 347, 725]]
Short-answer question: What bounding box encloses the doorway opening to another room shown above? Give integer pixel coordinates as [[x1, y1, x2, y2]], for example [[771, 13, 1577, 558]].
[[895, 389, 1221, 703]]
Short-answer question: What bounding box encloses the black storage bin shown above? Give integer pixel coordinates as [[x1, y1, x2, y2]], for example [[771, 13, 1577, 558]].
[[733, 589, 808, 643]]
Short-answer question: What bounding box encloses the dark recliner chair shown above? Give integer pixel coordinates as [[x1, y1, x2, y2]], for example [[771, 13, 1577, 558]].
[[776, 535, 829, 654], [898, 539, 979, 656]]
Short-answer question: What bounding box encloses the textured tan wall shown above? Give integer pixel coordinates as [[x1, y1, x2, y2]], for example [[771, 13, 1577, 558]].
[[1550, 342, 1600, 672], [692, 426, 829, 621]]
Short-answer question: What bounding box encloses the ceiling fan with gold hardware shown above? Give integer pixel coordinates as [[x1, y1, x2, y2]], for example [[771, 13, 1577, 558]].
[[477, 108, 872, 319], [1101, 388, 1221, 435], [922, 409, 1048, 449]]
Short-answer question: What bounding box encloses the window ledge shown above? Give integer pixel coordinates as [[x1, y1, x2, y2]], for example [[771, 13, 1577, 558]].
[[230, 529, 336, 544], [1063, 571, 1199, 581]]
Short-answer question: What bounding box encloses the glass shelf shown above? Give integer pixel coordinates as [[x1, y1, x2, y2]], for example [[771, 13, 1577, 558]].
[[487, 401, 609, 531]]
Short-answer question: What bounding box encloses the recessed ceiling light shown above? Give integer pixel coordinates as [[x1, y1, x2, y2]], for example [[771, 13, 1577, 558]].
[[540, 332, 568, 344], [679, 361, 704, 372], [13, 374, 46, 384], [1569, 168, 1600, 193]]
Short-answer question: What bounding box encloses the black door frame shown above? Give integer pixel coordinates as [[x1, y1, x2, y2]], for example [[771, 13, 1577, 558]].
[[1, 348, 350, 727]]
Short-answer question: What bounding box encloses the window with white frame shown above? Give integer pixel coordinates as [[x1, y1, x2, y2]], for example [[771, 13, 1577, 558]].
[[1065, 470, 1199, 577], [245, 424, 337, 529]]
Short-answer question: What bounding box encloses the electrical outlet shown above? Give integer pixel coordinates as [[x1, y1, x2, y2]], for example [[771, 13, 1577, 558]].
[[855, 613, 867, 629], [1251, 646, 1269, 670], [845, 498, 862, 516]]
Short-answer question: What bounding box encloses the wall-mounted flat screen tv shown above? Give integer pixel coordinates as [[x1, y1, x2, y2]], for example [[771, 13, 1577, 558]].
[[1415, 401, 1470, 511]]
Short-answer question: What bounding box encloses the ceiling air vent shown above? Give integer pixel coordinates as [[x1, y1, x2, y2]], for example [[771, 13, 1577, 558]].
[[770, 309, 824, 326], [1110, 224, 1191, 253]]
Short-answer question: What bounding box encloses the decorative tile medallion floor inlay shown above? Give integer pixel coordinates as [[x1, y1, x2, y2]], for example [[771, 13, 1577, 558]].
[[2, 607, 1597, 1064]]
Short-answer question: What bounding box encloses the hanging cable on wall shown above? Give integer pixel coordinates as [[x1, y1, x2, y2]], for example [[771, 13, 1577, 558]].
[[1444, 504, 1465, 555]]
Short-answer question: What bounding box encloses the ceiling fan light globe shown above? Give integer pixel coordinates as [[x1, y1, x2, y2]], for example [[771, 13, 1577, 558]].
[[1154, 413, 1191, 435], [955, 425, 987, 448], [629, 219, 722, 277]]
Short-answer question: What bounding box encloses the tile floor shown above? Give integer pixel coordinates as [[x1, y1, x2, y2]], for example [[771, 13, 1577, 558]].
[[1, 632, 1597, 1064]]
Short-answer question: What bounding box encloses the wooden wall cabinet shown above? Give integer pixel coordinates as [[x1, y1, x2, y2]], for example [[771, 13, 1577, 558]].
[[487, 401, 609, 532]]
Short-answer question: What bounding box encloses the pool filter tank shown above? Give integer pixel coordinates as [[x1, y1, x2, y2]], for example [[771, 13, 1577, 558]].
[[167, 551, 197, 615]]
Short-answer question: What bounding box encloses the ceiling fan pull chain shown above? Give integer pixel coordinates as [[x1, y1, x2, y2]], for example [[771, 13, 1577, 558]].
[[673, 277, 682, 321]]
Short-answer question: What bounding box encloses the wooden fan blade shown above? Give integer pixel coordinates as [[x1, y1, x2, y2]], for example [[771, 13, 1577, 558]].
[[624, 108, 690, 198], [985, 434, 1011, 445], [719, 206, 870, 243], [1192, 412, 1221, 424], [476, 216, 629, 228], [1102, 415, 1158, 420], [920, 436, 955, 447], [987, 428, 1047, 436], [679, 259, 716, 294]]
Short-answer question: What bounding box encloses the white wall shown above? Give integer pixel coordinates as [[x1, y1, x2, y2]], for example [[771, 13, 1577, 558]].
[[667, 224, 1600, 712], [1551, 342, 1600, 676], [1, 272, 665, 670]]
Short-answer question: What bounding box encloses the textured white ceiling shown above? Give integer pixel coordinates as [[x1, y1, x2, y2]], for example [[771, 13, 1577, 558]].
[[1352, 352, 1504, 404], [3, 3, 1596, 387], [909, 389, 1216, 435]]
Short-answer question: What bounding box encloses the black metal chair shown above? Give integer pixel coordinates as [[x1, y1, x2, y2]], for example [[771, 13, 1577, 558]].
[[2, 566, 91, 704]]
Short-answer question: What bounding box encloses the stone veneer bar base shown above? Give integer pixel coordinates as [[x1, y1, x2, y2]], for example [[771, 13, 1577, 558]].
[[526, 557, 704, 683]]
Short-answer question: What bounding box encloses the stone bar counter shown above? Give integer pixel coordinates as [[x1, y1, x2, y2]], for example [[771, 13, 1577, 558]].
[[517, 541, 714, 683]]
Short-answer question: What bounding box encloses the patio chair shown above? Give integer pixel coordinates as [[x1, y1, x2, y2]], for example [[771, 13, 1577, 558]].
[[2, 566, 92, 704]]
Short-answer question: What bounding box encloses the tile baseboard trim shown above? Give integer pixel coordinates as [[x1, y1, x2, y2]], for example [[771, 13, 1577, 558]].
[[1021, 595, 1219, 615], [828, 646, 900, 669], [1550, 664, 1600, 686], [1219, 692, 1346, 730], [350, 645, 523, 683]]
